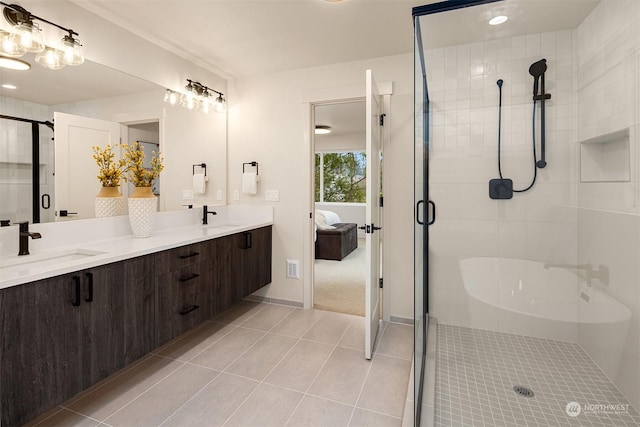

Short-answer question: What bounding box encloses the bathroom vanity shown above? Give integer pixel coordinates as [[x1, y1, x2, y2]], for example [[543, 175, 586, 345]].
[[0, 207, 272, 426]]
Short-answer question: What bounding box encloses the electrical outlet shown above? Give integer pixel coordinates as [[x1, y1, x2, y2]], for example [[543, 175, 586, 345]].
[[216, 189, 223, 200], [233, 189, 240, 201], [265, 189, 279, 201], [182, 189, 194, 200]]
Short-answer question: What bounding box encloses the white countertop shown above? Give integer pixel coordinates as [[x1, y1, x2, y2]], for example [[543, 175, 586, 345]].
[[0, 205, 273, 289]]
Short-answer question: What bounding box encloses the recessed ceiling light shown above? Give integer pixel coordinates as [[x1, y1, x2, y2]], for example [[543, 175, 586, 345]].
[[2, 84, 17, 89], [315, 125, 331, 135], [0, 56, 31, 71], [489, 15, 508, 26]]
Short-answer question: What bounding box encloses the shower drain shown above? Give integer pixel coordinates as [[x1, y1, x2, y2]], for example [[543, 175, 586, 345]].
[[513, 385, 535, 397]]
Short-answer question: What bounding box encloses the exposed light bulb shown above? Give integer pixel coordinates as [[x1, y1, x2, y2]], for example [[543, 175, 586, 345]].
[[164, 89, 179, 105], [214, 94, 226, 113], [15, 22, 44, 52], [35, 47, 65, 70], [60, 34, 84, 66]]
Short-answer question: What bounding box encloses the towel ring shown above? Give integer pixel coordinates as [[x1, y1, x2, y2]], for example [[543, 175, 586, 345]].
[[193, 163, 207, 176], [242, 161, 259, 175]]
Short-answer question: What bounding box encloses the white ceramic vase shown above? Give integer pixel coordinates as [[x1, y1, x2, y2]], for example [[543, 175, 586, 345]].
[[95, 186, 125, 218], [128, 186, 157, 238]]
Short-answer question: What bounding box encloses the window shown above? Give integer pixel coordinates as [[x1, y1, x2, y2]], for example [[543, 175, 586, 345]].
[[315, 151, 366, 203]]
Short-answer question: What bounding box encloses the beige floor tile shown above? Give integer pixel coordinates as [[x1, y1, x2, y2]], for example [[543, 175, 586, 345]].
[[374, 323, 413, 361], [308, 346, 372, 405], [224, 383, 303, 427], [189, 326, 265, 371], [213, 300, 267, 325], [287, 395, 354, 427], [155, 322, 236, 361], [270, 308, 325, 338], [303, 311, 354, 345], [66, 355, 185, 420], [338, 316, 366, 350], [264, 339, 335, 392], [104, 364, 218, 426], [28, 408, 99, 427], [160, 373, 259, 427], [349, 408, 402, 427], [225, 332, 297, 380], [239, 303, 295, 331], [357, 355, 411, 418]]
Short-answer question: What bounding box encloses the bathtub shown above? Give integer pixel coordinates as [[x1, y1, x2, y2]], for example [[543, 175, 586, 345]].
[[459, 257, 631, 376]]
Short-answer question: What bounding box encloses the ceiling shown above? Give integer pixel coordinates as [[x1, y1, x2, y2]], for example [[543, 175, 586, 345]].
[[73, 0, 599, 79]]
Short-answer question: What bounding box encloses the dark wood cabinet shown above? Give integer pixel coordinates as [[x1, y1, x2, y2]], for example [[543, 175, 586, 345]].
[[0, 256, 155, 427], [0, 226, 271, 426]]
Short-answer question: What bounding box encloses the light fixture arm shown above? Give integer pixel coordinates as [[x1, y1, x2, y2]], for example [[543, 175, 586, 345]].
[[186, 79, 224, 98], [1, 2, 79, 37]]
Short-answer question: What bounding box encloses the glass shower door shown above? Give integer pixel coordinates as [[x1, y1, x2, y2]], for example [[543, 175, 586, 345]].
[[413, 14, 430, 426]]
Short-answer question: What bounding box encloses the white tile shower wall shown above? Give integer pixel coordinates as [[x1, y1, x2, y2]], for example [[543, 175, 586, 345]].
[[427, 30, 578, 334], [0, 97, 54, 223], [576, 0, 640, 411]]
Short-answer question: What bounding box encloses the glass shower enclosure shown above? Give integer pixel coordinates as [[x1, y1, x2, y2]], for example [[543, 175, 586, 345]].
[[414, 0, 640, 425]]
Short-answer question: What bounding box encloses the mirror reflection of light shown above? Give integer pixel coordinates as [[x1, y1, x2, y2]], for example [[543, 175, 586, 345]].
[[2, 84, 17, 89], [530, 298, 535, 305], [519, 280, 523, 291]]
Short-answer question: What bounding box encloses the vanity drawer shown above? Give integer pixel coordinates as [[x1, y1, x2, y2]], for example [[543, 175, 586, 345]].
[[155, 263, 212, 346], [155, 242, 206, 274]]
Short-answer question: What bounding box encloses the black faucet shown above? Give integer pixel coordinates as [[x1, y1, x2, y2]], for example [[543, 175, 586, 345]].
[[202, 205, 217, 225], [17, 221, 42, 256]]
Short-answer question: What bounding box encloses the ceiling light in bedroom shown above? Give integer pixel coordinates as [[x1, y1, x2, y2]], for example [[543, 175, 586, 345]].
[[315, 125, 331, 135], [489, 15, 508, 26]]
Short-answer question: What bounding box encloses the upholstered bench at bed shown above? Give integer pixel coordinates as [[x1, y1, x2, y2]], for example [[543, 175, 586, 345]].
[[315, 222, 358, 261]]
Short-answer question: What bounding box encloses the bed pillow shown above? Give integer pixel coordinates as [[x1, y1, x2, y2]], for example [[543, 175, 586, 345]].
[[315, 210, 336, 230], [317, 209, 341, 225]]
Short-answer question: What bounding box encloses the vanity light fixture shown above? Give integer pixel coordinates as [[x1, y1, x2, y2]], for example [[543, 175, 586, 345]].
[[0, 54, 29, 70], [315, 125, 332, 135], [0, 2, 84, 69], [164, 79, 227, 114]]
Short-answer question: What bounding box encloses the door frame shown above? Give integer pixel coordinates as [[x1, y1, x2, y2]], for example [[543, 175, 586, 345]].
[[301, 82, 392, 315]]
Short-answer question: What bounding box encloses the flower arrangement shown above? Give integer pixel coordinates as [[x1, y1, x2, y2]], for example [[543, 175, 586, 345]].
[[92, 144, 123, 187], [121, 141, 164, 187]]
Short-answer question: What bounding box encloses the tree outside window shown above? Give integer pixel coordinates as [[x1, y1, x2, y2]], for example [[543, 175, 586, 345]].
[[315, 151, 366, 203]]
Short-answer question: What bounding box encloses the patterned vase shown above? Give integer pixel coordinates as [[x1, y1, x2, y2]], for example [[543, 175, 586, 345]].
[[128, 186, 157, 238], [95, 186, 125, 218]]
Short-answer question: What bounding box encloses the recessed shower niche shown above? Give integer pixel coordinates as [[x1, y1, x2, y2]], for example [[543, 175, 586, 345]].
[[580, 128, 631, 182]]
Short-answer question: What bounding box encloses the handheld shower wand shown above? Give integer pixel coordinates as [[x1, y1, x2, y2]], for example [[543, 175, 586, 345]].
[[529, 59, 551, 168]]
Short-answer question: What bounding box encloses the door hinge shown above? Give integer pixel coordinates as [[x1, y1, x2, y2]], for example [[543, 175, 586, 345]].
[[310, 212, 312, 219], [379, 278, 383, 288], [379, 113, 386, 126], [379, 196, 383, 207]]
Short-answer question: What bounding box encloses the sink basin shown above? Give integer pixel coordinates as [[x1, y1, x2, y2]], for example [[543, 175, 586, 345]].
[[0, 249, 106, 271], [203, 222, 243, 229]]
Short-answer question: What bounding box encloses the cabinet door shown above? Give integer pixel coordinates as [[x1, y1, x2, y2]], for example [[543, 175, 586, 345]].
[[1, 274, 83, 426], [122, 255, 155, 364], [244, 226, 273, 295], [81, 264, 125, 387], [205, 236, 236, 316]]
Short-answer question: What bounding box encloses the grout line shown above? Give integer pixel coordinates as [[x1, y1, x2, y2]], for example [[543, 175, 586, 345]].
[[157, 370, 223, 426]]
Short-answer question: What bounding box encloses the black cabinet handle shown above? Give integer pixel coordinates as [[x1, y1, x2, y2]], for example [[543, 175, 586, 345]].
[[72, 276, 81, 306], [179, 305, 199, 315], [179, 252, 200, 259], [179, 273, 200, 282], [243, 232, 252, 249], [85, 272, 94, 302]]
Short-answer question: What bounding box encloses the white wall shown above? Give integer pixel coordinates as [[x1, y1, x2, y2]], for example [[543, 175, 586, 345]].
[[228, 53, 414, 320], [315, 132, 365, 152], [575, 0, 640, 410]]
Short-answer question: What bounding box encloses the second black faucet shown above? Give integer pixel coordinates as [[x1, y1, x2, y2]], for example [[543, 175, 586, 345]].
[[202, 205, 217, 225]]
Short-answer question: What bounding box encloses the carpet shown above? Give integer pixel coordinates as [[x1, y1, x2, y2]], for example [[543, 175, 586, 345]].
[[314, 238, 365, 317]]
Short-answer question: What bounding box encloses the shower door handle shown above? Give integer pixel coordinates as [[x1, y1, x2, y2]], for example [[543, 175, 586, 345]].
[[416, 200, 424, 225], [427, 200, 436, 225]]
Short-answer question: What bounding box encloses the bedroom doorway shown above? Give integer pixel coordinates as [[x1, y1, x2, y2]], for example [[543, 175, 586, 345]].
[[312, 100, 369, 317]]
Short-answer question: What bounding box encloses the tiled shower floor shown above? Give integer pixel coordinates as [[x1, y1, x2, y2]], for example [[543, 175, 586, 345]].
[[27, 302, 413, 426], [435, 325, 640, 427]]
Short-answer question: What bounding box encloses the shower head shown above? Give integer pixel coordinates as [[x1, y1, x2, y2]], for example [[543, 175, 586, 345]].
[[529, 59, 547, 96]]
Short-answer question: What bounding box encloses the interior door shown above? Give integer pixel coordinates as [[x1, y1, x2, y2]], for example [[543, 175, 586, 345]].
[[54, 112, 121, 220], [364, 69, 382, 360]]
